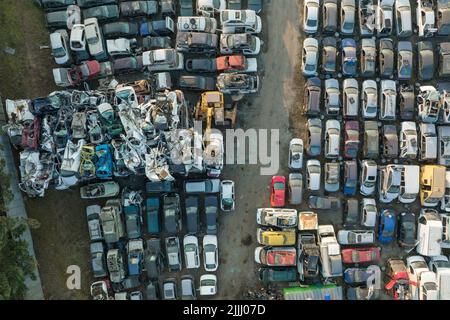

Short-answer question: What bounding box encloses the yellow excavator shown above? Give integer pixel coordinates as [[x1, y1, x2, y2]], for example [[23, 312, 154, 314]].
[[194, 91, 237, 131]]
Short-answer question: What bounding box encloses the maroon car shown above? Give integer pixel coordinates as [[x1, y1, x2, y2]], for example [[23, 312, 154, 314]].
[[21, 117, 41, 150], [344, 121, 360, 158]]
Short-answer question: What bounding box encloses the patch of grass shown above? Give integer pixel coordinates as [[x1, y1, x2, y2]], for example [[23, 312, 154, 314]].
[[0, 0, 27, 98]]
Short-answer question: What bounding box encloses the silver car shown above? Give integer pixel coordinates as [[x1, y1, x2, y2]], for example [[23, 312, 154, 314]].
[[343, 78, 359, 118], [302, 38, 319, 77], [325, 78, 340, 115], [307, 118, 322, 156], [324, 162, 340, 192], [341, 0, 356, 35], [288, 173, 303, 205], [362, 80, 378, 118]]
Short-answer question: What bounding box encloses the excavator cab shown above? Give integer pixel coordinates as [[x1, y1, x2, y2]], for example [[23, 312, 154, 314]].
[[195, 91, 236, 128]]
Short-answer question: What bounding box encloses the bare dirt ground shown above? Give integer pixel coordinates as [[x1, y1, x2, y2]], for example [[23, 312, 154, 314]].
[[217, 0, 305, 299]]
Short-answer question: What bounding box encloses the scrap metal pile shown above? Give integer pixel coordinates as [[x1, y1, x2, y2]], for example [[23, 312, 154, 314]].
[[3, 80, 222, 197]]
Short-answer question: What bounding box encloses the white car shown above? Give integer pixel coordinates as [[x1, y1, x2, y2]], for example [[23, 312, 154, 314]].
[[220, 9, 262, 34], [143, 49, 184, 71], [177, 16, 217, 33], [406, 255, 434, 300], [184, 235, 200, 269], [343, 78, 359, 118], [395, 0, 413, 37], [362, 80, 377, 118], [220, 180, 235, 212], [84, 18, 107, 60], [203, 235, 218, 272], [376, 0, 395, 35], [306, 159, 321, 191], [400, 122, 418, 159], [341, 0, 356, 35], [70, 24, 87, 52], [288, 138, 303, 170], [337, 230, 375, 245], [325, 119, 340, 159], [106, 38, 134, 57], [360, 160, 377, 196], [380, 80, 396, 121], [361, 198, 377, 227], [303, 0, 319, 34], [417, 0, 437, 37], [199, 274, 217, 296], [50, 30, 71, 65], [197, 0, 226, 16], [302, 38, 319, 77]]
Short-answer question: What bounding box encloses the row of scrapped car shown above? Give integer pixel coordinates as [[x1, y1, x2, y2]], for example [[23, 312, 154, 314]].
[[253, 177, 450, 299], [43, 0, 264, 92], [302, 37, 450, 81], [248, 0, 450, 300], [303, 0, 450, 38], [83, 173, 236, 299]]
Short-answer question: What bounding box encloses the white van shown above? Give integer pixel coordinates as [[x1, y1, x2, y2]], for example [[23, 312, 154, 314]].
[[440, 213, 450, 248], [220, 10, 262, 34], [417, 209, 443, 257], [398, 165, 419, 204]]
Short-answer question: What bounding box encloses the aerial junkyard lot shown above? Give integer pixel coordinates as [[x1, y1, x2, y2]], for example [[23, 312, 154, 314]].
[[3, 0, 450, 301]]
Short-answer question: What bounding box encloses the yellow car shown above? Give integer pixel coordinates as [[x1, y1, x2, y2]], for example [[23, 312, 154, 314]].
[[256, 228, 296, 246]]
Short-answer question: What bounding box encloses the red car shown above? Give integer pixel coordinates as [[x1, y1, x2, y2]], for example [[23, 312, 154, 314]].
[[216, 55, 256, 72], [341, 247, 381, 264], [21, 117, 41, 150], [270, 176, 286, 207], [385, 258, 410, 300]]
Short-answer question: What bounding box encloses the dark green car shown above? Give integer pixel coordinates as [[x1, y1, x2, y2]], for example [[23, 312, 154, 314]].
[[258, 267, 297, 283]]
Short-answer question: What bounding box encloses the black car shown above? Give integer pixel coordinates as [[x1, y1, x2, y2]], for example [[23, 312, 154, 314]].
[[39, 0, 77, 11], [146, 181, 175, 194], [113, 56, 143, 74], [247, 0, 262, 13], [185, 196, 199, 234], [417, 41, 435, 81], [142, 36, 172, 50], [185, 58, 216, 73], [82, 5, 120, 22], [179, 75, 216, 91], [179, 0, 194, 16], [343, 198, 359, 227], [163, 194, 181, 234], [120, 0, 158, 17], [77, 0, 117, 8], [144, 238, 165, 279], [398, 212, 416, 248], [102, 22, 139, 38], [146, 282, 160, 300], [204, 196, 218, 235]]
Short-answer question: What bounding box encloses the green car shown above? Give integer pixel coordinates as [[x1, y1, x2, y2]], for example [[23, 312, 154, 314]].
[[258, 267, 297, 283]]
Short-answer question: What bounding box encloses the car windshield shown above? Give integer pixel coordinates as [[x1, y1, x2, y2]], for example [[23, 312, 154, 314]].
[[52, 47, 66, 58], [185, 244, 196, 252], [87, 36, 99, 45], [274, 182, 285, 190]]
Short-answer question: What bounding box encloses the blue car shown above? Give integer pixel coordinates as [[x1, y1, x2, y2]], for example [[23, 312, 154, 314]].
[[95, 144, 114, 179], [342, 38, 357, 76], [146, 197, 160, 234], [378, 209, 396, 243], [127, 239, 144, 276]]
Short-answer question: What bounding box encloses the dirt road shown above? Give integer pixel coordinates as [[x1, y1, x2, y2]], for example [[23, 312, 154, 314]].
[[217, 0, 304, 299]]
